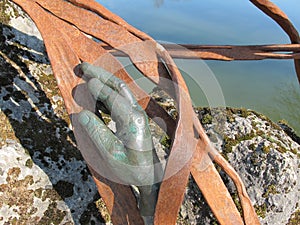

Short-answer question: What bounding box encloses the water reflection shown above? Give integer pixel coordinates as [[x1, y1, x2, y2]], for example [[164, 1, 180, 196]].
[[153, 0, 191, 8], [99, 0, 300, 134], [154, 0, 163, 7], [273, 81, 300, 135]]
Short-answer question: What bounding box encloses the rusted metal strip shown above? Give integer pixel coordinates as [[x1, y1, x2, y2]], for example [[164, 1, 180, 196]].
[[187, 114, 252, 224], [101, 43, 300, 60], [61, 1, 258, 224], [52, 15, 176, 137], [155, 46, 300, 60], [250, 0, 300, 83], [191, 152, 244, 225], [61, 1, 200, 222], [149, 45, 201, 224], [67, 0, 151, 41], [250, 0, 300, 42], [212, 152, 261, 225], [34, 0, 161, 80], [10, 0, 264, 224], [192, 114, 260, 225], [10, 1, 144, 224]]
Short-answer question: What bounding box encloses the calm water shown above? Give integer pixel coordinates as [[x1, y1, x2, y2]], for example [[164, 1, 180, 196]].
[[98, 0, 300, 135]]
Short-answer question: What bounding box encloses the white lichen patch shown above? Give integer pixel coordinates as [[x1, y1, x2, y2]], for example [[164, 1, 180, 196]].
[[0, 140, 72, 223], [206, 110, 300, 225], [0, 139, 102, 224], [172, 107, 300, 225], [2, 1, 300, 225], [0, 3, 107, 224]]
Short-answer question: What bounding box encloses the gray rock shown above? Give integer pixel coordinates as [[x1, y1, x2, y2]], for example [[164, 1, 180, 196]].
[[1, 2, 108, 224], [1, 1, 300, 225], [178, 108, 300, 225]]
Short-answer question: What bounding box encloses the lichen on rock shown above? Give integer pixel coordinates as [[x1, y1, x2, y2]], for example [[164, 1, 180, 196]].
[[1, 1, 300, 225], [0, 141, 70, 224], [0, 2, 108, 224], [152, 93, 300, 225], [181, 106, 300, 225]]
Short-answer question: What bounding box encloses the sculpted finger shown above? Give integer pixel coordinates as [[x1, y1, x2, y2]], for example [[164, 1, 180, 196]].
[[80, 62, 136, 104], [87, 78, 133, 121], [78, 110, 128, 162], [80, 62, 112, 81]]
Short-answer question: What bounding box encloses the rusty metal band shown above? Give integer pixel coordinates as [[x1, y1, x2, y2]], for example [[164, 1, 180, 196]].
[[9, 1, 144, 224], [9, 0, 299, 224], [250, 0, 300, 83]]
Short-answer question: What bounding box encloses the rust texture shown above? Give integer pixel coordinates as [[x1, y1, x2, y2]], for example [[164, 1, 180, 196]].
[[103, 43, 300, 61], [249, 0, 300, 83], [8, 0, 299, 224]]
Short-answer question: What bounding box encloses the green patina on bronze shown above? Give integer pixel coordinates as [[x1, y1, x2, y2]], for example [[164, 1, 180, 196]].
[[77, 62, 160, 220]]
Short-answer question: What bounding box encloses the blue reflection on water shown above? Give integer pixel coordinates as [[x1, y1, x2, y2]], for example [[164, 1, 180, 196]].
[[97, 0, 300, 134], [99, 0, 300, 44]]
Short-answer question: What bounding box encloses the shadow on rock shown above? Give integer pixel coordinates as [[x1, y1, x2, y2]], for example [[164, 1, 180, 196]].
[[0, 23, 106, 224]]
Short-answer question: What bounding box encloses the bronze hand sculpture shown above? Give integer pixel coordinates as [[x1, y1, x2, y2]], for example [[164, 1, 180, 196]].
[[78, 62, 160, 224]]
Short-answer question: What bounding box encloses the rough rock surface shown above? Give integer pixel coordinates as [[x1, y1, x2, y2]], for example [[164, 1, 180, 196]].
[[0, 1, 108, 224], [178, 107, 300, 225], [151, 90, 300, 225], [1, 1, 300, 225]]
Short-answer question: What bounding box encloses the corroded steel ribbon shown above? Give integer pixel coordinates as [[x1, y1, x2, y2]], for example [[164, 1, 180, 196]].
[[101, 43, 300, 61], [250, 0, 300, 83], [8, 0, 272, 224], [10, 1, 144, 224], [29, 0, 198, 223]]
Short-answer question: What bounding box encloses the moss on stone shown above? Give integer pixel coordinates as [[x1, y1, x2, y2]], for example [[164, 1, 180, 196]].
[[222, 131, 256, 159], [240, 108, 251, 118], [222, 136, 238, 159], [39, 202, 66, 225], [208, 132, 218, 143], [232, 193, 243, 215], [250, 152, 260, 165], [262, 184, 278, 198], [0, 167, 42, 223], [95, 198, 111, 223], [255, 203, 267, 219], [160, 134, 171, 149], [248, 143, 256, 151], [0, 110, 17, 147], [287, 209, 300, 225], [41, 189, 61, 202], [0, 0, 11, 25], [101, 112, 112, 125], [290, 148, 298, 155], [176, 217, 191, 225], [201, 113, 213, 125], [276, 144, 288, 154], [228, 107, 251, 118], [34, 188, 43, 199], [262, 145, 271, 154], [25, 158, 33, 168]]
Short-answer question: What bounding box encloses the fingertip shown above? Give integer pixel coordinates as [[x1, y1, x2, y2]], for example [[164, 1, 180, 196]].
[[80, 62, 91, 74], [78, 110, 91, 126]]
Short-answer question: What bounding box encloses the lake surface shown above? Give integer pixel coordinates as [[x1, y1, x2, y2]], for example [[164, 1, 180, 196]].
[[98, 0, 300, 135]]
